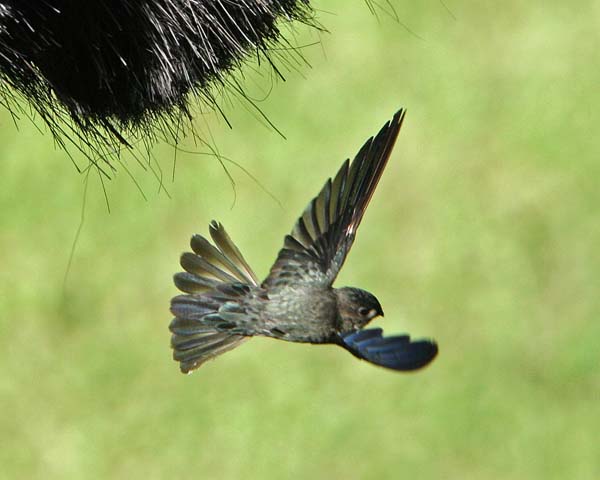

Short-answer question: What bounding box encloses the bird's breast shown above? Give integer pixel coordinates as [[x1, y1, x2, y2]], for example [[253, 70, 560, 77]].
[[261, 287, 338, 343]]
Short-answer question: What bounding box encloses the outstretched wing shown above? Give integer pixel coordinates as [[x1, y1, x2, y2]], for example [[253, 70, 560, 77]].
[[339, 328, 438, 371], [263, 110, 406, 289], [174, 220, 260, 293]]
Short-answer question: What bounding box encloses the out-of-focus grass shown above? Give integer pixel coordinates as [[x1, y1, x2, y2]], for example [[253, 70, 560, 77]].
[[1, 1, 599, 479]]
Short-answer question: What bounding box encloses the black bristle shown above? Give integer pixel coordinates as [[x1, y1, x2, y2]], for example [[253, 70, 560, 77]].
[[0, 1, 317, 172]]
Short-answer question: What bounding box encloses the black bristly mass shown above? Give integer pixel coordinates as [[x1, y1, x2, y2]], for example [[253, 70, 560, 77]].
[[0, 1, 316, 173]]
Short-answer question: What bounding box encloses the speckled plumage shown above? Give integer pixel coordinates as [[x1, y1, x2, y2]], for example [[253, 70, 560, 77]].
[[170, 110, 438, 373]]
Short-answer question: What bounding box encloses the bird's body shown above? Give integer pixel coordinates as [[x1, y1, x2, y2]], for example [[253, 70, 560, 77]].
[[170, 110, 438, 373], [260, 286, 339, 342]]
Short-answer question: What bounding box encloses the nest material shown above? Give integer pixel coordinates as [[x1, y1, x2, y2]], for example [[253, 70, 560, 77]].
[[0, 1, 316, 171]]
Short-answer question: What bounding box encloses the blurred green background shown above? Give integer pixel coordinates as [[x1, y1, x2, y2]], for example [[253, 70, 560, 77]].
[[1, 1, 599, 479]]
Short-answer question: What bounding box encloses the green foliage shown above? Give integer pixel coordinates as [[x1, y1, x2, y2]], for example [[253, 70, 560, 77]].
[[1, 1, 598, 478]]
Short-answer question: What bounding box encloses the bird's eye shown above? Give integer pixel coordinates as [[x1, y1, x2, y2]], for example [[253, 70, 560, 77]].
[[358, 307, 370, 316]]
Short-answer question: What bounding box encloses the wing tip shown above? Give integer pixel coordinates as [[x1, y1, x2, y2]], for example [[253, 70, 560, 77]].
[[379, 107, 406, 150], [393, 108, 407, 124], [402, 338, 438, 371]]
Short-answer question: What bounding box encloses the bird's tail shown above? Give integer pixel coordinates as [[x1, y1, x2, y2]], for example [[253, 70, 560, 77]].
[[169, 221, 260, 373]]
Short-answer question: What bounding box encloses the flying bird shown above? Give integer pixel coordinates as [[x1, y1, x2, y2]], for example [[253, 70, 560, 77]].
[[169, 109, 438, 373]]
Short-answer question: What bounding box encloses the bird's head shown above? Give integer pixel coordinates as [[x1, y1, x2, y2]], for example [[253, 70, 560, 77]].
[[335, 287, 384, 332]]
